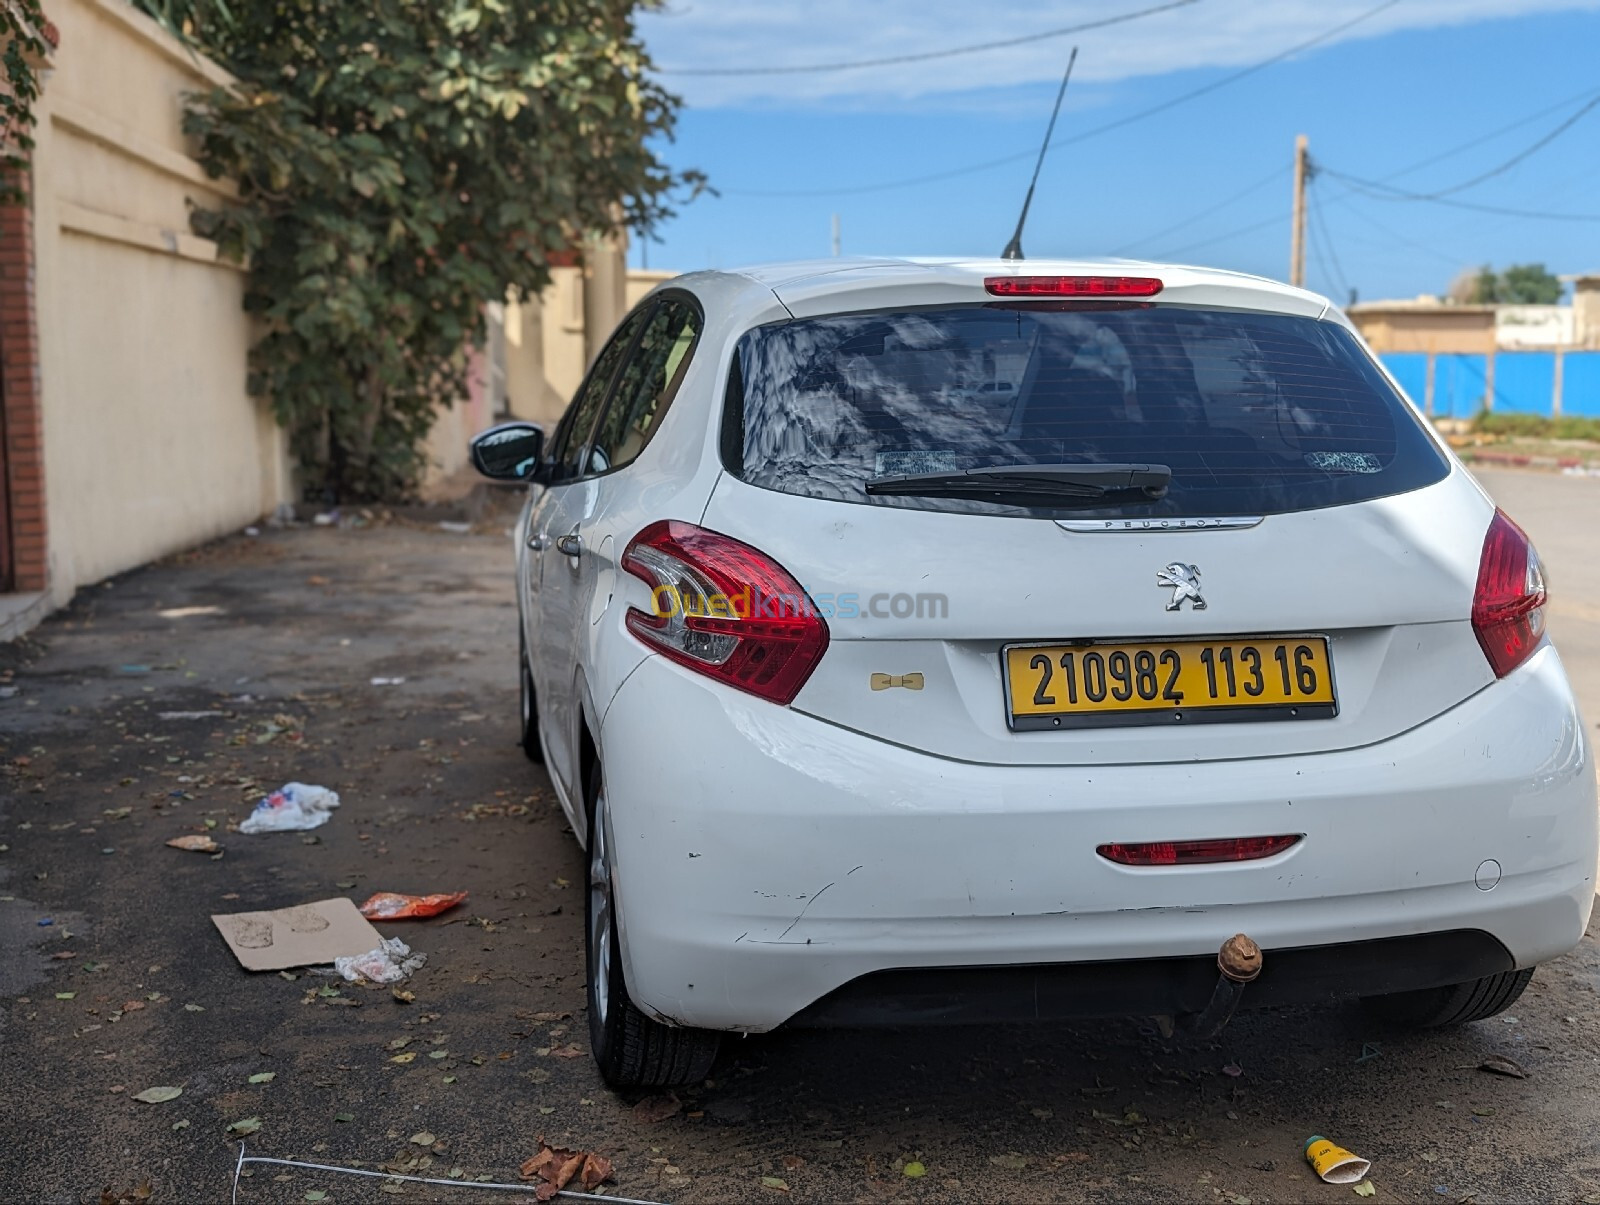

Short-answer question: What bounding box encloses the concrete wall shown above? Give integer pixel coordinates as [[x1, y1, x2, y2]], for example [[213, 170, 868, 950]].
[[32, 0, 291, 606], [1496, 304, 1575, 349], [1348, 303, 1497, 355], [1574, 277, 1600, 349]]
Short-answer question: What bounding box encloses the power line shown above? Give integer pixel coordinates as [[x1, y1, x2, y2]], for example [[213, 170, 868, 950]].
[[1313, 85, 1600, 219], [1116, 82, 1600, 267], [1373, 82, 1600, 184], [1387, 91, 1600, 199], [1306, 178, 1352, 299], [656, 0, 1197, 76], [1317, 167, 1600, 221], [1334, 197, 1463, 267], [1107, 164, 1285, 254], [1150, 210, 1283, 260], [723, 0, 1404, 197]]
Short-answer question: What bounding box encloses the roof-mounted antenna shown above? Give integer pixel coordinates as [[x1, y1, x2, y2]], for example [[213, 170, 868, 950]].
[[1000, 47, 1078, 261]]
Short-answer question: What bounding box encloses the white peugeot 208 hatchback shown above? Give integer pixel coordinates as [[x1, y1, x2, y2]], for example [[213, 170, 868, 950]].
[[470, 258, 1597, 1089]]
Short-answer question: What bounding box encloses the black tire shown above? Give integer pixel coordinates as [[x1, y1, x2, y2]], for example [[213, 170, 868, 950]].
[[1363, 968, 1534, 1029], [517, 626, 543, 763], [585, 764, 720, 1089]]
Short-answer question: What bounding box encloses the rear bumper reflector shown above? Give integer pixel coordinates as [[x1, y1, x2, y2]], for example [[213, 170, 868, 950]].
[[1096, 834, 1302, 866]]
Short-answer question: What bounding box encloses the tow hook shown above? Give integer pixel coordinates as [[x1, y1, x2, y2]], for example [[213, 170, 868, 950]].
[[1184, 933, 1263, 1039]]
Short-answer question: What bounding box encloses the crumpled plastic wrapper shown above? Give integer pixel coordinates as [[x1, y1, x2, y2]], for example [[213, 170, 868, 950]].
[[333, 936, 427, 984], [358, 891, 467, 920], [238, 782, 341, 834]]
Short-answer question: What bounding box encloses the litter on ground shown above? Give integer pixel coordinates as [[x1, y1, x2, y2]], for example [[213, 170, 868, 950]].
[[1305, 1135, 1371, 1185], [238, 783, 341, 834], [166, 835, 220, 854], [212, 899, 382, 972], [359, 891, 468, 920], [334, 936, 428, 984], [230, 1144, 661, 1205]]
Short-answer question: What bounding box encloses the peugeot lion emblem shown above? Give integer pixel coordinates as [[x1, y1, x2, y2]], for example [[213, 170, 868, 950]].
[[1158, 562, 1206, 611]]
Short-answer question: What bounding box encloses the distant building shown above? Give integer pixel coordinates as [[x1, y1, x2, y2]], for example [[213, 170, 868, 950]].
[[1495, 304, 1575, 349], [1563, 272, 1600, 349], [1346, 297, 1496, 354]]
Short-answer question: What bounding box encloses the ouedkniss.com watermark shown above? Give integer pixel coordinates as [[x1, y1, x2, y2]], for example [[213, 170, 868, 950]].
[[650, 585, 948, 621]]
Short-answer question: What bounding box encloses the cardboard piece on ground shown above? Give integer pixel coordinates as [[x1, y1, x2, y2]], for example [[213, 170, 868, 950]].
[[212, 898, 383, 972]]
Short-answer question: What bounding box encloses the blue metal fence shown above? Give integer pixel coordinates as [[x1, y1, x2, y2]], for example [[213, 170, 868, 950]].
[[1378, 351, 1600, 419]]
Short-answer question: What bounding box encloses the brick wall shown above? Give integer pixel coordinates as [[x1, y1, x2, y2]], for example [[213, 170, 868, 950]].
[[0, 172, 46, 593]]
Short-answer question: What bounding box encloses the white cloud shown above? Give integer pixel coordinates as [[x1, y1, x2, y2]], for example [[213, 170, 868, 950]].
[[639, 0, 1600, 109]]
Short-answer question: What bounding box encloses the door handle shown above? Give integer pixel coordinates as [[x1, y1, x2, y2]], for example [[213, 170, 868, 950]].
[[527, 531, 549, 551], [555, 531, 583, 559]]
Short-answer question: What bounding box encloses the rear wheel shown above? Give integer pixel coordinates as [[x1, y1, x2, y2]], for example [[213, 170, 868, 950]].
[[518, 626, 543, 763], [585, 764, 720, 1089], [1364, 968, 1534, 1028]]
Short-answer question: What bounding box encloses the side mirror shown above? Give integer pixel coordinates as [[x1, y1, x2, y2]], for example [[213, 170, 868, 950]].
[[470, 422, 546, 482]]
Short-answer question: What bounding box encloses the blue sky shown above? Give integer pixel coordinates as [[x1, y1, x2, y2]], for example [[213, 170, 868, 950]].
[[633, 0, 1600, 303]]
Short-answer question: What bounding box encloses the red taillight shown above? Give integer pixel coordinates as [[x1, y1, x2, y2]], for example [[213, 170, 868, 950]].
[[1472, 509, 1547, 679], [1096, 835, 1301, 866], [621, 520, 829, 705], [984, 275, 1164, 298]]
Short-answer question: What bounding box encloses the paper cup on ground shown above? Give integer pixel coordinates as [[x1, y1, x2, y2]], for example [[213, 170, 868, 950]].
[[1304, 1136, 1371, 1184]]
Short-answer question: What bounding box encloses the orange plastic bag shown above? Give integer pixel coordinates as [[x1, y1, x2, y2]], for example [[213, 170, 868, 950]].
[[358, 891, 467, 920]]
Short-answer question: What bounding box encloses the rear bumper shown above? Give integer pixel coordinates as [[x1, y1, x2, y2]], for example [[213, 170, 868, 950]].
[[789, 930, 1512, 1027], [601, 644, 1597, 1032]]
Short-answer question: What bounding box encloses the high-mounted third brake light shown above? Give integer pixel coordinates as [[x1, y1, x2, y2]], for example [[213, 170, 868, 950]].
[[1472, 509, 1547, 679], [621, 520, 829, 706], [984, 275, 1164, 298]]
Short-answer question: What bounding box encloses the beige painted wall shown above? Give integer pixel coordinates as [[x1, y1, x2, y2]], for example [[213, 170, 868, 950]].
[[1574, 278, 1600, 349], [1347, 304, 1497, 355], [25, 0, 661, 602], [626, 269, 676, 310], [32, 0, 291, 606], [499, 262, 676, 433]]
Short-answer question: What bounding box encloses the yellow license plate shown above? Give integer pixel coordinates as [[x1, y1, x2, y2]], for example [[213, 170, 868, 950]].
[[1004, 636, 1337, 730]]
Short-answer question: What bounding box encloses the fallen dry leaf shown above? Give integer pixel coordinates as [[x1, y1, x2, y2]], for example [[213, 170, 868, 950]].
[[580, 1152, 613, 1189], [131, 1086, 182, 1104], [520, 1139, 612, 1202], [631, 1093, 682, 1124], [1479, 1054, 1528, 1079], [166, 834, 219, 853], [548, 1043, 584, 1059]]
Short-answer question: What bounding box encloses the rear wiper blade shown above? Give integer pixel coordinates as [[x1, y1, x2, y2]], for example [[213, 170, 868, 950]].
[[865, 462, 1171, 502]]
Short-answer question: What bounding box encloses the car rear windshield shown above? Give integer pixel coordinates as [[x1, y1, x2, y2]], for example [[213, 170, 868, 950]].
[[724, 303, 1450, 518]]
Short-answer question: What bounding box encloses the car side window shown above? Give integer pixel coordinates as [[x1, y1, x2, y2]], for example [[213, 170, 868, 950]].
[[549, 305, 653, 479], [586, 299, 703, 475]]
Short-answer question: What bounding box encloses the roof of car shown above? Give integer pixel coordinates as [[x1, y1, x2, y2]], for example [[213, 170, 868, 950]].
[[672, 256, 1336, 322]]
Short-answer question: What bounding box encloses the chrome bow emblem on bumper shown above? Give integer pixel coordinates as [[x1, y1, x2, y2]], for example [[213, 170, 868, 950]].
[[1158, 562, 1206, 611]]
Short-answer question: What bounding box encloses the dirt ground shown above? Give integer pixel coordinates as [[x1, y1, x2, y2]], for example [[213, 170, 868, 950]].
[[2, 497, 1599, 1205]]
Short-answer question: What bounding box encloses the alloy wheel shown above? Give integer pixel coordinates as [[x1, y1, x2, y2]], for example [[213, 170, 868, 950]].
[[587, 783, 612, 1029]]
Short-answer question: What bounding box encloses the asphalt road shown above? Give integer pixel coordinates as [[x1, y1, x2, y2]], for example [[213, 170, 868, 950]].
[[0, 470, 1597, 1205]]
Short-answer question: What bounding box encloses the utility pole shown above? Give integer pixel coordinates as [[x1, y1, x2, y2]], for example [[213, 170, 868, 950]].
[[1289, 133, 1308, 288], [831, 213, 841, 257]]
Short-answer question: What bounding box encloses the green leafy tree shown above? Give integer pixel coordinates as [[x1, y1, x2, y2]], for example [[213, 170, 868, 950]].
[[1, 3, 56, 201], [1451, 262, 1564, 306], [1497, 263, 1563, 305], [137, 0, 699, 501]]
